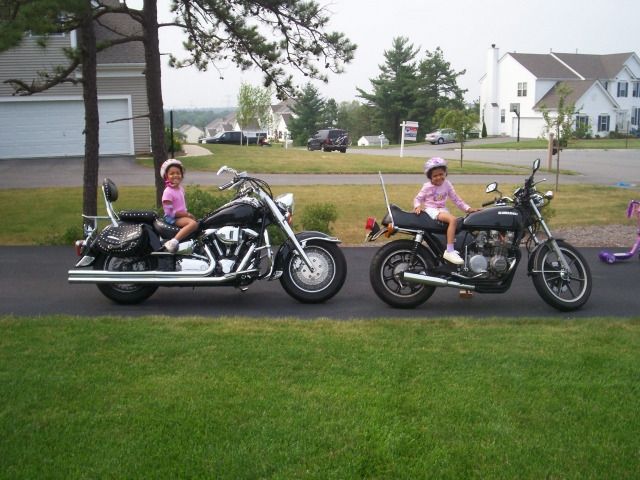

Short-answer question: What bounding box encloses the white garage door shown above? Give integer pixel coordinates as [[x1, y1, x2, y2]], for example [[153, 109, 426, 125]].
[[0, 97, 133, 159]]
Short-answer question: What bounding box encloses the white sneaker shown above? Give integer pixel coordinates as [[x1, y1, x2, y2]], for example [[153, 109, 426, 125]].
[[164, 238, 179, 253], [443, 250, 464, 265]]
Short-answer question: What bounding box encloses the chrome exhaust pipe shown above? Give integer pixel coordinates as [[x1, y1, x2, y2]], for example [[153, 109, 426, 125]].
[[402, 272, 475, 291], [69, 275, 234, 285]]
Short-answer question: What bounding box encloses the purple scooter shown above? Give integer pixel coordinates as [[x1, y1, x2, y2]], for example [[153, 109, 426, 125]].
[[599, 200, 640, 264]]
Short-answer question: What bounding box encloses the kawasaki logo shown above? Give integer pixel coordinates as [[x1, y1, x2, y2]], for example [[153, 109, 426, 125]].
[[498, 211, 518, 216]]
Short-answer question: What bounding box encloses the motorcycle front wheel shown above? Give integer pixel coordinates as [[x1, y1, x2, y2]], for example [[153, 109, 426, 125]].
[[369, 240, 436, 308], [280, 241, 347, 303], [94, 253, 159, 305], [531, 240, 592, 311]]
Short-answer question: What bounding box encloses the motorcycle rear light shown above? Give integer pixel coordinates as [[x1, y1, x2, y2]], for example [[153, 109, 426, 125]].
[[365, 217, 376, 230], [74, 239, 85, 257]]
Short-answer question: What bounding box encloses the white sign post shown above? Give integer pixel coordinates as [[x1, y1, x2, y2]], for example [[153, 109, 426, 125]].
[[400, 121, 419, 157]]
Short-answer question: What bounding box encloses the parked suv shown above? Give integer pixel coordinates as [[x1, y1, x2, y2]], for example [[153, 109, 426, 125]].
[[307, 129, 349, 153]]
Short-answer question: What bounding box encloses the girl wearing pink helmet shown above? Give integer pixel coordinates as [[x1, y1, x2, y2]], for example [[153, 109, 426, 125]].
[[413, 157, 479, 265], [160, 159, 198, 252]]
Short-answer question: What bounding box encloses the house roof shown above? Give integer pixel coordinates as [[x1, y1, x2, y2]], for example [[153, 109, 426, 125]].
[[271, 98, 295, 114], [552, 52, 635, 79], [534, 79, 620, 110], [509, 53, 579, 79], [94, 6, 145, 64], [509, 51, 637, 81]]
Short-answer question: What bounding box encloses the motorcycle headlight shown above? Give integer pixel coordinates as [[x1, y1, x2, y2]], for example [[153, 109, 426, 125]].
[[275, 192, 294, 215]]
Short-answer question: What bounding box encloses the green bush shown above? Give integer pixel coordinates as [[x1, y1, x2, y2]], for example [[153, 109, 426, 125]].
[[165, 127, 184, 154], [300, 203, 338, 235], [185, 186, 233, 218]]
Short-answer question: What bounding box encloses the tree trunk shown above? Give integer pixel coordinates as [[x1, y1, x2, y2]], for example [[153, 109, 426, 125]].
[[79, 10, 99, 226], [142, 0, 167, 207]]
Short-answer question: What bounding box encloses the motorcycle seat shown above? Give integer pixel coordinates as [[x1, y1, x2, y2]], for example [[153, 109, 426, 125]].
[[119, 210, 158, 224], [153, 218, 181, 239], [387, 204, 462, 233]]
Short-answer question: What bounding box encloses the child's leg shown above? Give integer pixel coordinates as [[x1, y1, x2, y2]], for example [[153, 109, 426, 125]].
[[437, 212, 457, 246], [173, 217, 198, 242]]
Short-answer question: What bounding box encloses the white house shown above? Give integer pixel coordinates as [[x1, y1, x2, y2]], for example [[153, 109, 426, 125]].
[[357, 135, 389, 147], [177, 124, 204, 144], [479, 45, 640, 139]]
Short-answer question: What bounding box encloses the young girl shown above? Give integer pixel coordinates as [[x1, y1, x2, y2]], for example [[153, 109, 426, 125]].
[[413, 157, 478, 265], [160, 159, 198, 252]]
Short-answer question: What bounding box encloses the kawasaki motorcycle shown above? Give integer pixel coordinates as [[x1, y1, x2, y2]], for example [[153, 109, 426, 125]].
[[68, 166, 347, 304], [365, 158, 592, 311]]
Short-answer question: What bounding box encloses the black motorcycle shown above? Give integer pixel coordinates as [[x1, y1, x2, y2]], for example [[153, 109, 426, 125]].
[[69, 166, 347, 305], [365, 158, 592, 311]]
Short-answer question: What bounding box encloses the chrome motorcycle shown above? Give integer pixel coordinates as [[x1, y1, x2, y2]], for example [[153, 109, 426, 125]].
[[365, 158, 592, 311], [69, 166, 347, 304]]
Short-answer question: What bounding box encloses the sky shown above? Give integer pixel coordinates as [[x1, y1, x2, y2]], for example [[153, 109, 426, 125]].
[[135, 0, 640, 109]]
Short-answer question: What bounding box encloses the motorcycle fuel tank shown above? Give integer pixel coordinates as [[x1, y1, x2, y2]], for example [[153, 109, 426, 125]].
[[201, 198, 262, 229], [463, 206, 523, 230]]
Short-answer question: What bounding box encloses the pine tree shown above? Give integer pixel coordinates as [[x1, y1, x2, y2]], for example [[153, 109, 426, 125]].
[[288, 83, 325, 146], [357, 37, 418, 144]]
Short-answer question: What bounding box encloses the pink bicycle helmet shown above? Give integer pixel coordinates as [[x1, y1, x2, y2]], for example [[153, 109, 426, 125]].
[[424, 157, 447, 179], [160, 158, 184, 179]]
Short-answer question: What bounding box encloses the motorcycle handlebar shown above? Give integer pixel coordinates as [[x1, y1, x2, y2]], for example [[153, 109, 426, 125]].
[[482, 199, 495, 207], [218, 180, 236, 190]]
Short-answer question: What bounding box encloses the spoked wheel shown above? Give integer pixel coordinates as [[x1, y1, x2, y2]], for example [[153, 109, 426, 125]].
[[531, 240, 592, 311], [95, 254, 159, 304], [280, 241, 347, 303], [369, 240, 436, 308]]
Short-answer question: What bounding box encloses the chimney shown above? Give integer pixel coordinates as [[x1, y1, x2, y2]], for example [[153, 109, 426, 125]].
[[487, 44, 499, 105]]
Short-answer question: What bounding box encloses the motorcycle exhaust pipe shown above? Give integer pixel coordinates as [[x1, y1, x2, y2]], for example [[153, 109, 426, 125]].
[[402, 272, 475, 291], [68, 275, 244, 285]]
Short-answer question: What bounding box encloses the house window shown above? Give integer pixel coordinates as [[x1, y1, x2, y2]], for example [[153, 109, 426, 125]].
[[517, 82, 527, 97], [633, 82, 640, 98], [500, 109, 505, 123], [597, 115, 610, 132], [617, 81, 628, 98], [632, 108, 640, 127], [575, 115, 589, 129]]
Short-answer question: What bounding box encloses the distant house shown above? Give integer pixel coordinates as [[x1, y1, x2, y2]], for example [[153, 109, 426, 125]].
[[357, 135, 389, 147], [178, 124, 204, 144], [270, 99, 296, 141], [0, 2, 150, 159], [479, 45, 640, 138], [204, 112, 236, 137]]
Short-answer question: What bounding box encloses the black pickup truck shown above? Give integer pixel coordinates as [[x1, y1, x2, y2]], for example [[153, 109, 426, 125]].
[[203, 131, 269, 145]]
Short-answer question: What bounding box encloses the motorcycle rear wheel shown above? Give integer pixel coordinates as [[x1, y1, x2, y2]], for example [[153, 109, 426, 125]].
[[280, 241, 347, 303], [531, 240, 592, 311], [94, 253, 159, 305], [369, 240, 436, 308]]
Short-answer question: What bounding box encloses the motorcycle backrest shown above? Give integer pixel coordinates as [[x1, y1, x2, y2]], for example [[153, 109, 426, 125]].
[[103, 178, 119, 202], [378, 172, 394, 226]]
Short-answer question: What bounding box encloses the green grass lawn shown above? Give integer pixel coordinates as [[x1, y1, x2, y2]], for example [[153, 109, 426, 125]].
[[141, 144, 527, 174], [472, 137, 640, 150], [2, 183, 638, 245], [1, 316, 639, 479]]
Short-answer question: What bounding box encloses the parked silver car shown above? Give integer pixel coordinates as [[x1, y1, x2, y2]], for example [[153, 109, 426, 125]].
[[425, 128, 456, 144]]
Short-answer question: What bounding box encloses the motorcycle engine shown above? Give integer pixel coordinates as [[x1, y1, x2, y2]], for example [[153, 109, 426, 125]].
[[467, 230, 516, 277]]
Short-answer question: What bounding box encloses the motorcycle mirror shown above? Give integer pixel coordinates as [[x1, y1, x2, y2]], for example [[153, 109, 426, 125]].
[[485, 182, 498, 194], [532, 158, 540, 172], [216, 165, 228, 175]]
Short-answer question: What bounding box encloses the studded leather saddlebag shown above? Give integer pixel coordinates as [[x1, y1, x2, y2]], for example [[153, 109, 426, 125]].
[[95, 223, 150, 257]]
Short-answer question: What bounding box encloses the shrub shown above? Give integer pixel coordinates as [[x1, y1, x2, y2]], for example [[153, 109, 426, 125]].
[[39, 224, 84, 246], [185, 186, 233, 218], [300, 203, 338, 235]]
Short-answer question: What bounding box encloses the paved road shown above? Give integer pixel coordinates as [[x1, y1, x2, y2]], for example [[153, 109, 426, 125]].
[[1, 246, 637, 318]]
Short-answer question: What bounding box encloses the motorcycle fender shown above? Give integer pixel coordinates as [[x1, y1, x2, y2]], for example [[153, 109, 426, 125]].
[[272, 231, 341, 275], [527, 238, 564, 274]]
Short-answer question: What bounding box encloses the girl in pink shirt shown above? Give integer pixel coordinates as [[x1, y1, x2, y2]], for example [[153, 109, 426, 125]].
[[160, 159, 198, 253], [414, 157, 479, 265]]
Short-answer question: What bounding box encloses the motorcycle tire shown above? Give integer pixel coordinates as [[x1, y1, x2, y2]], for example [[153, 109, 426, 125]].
[[94, 253, 159, 305], [531, 240, 592, 311], [369, 240, 436, 309], [280, 240, 347, 303]]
